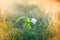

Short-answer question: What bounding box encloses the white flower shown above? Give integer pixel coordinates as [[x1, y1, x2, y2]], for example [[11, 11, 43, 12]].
[[31, 18, 37, 24]]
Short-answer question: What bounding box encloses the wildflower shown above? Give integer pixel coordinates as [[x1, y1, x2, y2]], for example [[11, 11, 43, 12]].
[[31, 18, 37, 24]]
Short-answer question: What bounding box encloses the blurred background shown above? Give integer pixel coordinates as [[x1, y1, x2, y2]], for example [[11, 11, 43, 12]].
[[0, 0, 60, 40]]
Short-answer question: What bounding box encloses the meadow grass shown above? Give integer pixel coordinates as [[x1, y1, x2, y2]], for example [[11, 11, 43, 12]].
[[0, 5, 53, 40]]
